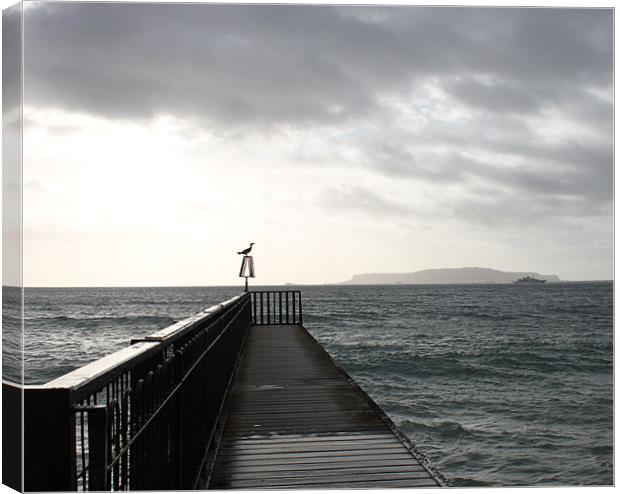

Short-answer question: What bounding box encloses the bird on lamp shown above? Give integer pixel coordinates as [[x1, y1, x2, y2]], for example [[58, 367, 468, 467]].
[[237, 243, 255, 255]]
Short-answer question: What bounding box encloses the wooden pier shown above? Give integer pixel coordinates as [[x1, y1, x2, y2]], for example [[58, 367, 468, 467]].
[[13, 290, 446, 491], [204, 323, 445, 489]]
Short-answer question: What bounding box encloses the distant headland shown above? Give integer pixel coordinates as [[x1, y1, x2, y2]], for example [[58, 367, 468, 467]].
[[340, 267, 561, 285]]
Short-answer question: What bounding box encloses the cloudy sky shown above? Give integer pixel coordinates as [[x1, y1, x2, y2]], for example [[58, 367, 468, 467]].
[[16, 3, 613, 286]]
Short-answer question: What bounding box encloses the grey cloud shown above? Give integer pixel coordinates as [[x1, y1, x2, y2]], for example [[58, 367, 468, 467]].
[[361, 144, 468, 184], [24, 4, 383, 125], [321, 185, 413, 218], [286, 111, 611, 220], [332, 135, 612, 225], [451, 192, 609, 230], [443, 73, 613, 140], [381, 110, 613, 201], [23, 5, 612, 127], [446, 77, 546, 115]]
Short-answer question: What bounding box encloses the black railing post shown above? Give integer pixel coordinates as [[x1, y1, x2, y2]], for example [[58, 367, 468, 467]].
[[173, 349, 185, 489], [87, 405, 110, 491], [24, 387, 76, 491]]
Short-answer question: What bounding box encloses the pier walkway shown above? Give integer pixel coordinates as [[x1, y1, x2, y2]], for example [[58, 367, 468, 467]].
[[203, 324, 445, 489]]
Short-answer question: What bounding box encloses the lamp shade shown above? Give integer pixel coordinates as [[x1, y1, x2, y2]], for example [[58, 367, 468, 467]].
[[239, 256, 255, 278]]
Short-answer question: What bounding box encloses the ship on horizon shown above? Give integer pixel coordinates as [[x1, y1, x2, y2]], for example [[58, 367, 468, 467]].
[[513, 275, 547, 284]]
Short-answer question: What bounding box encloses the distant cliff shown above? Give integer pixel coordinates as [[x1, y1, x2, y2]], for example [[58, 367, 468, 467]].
[[341, 267, 561, 285]]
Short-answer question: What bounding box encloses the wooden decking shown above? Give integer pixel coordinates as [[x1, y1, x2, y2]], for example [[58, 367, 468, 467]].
[[204, 324, 446, 489]]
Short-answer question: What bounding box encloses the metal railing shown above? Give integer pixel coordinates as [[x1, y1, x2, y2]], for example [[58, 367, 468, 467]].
[[250, 290, 303, 326], [20, 293, 252, 491]]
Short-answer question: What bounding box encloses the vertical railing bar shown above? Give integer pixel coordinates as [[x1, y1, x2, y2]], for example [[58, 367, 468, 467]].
[[113, 402, 121, 491], [79, 406, 87, 489], [87, 406, 109, 491], [279, 292, 282, 325], [298, 291, 303, 325], [260, 292, 264, 325], [120, 393, 129, 490], [285, 292, 289, 324]]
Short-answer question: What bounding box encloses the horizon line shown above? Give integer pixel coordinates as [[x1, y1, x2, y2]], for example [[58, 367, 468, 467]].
[[2, 279, 614, 289]]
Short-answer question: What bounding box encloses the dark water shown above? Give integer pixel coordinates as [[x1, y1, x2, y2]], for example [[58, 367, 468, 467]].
[[4, 283, 613, 486]]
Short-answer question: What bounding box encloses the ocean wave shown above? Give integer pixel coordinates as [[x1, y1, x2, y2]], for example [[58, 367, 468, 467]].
[[449, 477, 495, 487], [24, 314, 175, 325], [335, 348, 541, 380], [400, 419, 480, 440], [588, 444, 613, 456]]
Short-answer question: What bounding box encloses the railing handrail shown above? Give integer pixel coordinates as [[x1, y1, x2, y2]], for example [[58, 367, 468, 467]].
[[249, 290, 302, 295], [43, 293, 246, 398], [133, 294, 244, 343], [43, 342, 160, 392]]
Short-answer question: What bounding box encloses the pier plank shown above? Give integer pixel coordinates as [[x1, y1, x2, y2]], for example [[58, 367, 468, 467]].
[[211, 457, 426, 475], [212, 472, 439, 489], [220, 439, 402, 454], [204, 324, 445, 489], [213, 464, 428, 481]]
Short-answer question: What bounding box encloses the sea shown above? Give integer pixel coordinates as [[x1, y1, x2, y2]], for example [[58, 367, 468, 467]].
[[2, 282, 613, 487]]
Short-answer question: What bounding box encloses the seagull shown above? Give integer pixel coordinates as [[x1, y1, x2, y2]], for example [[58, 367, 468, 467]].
[[237, 243, 255, 255]]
